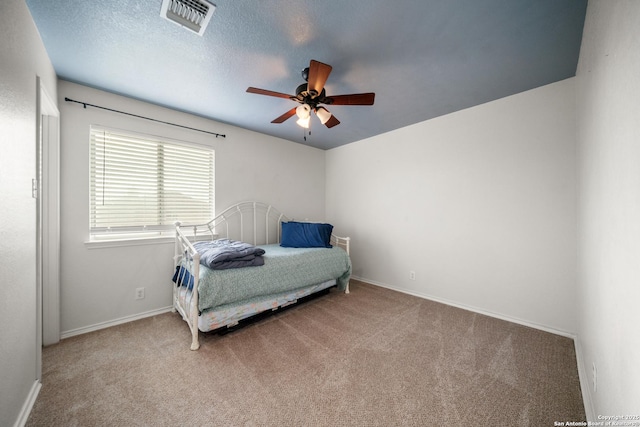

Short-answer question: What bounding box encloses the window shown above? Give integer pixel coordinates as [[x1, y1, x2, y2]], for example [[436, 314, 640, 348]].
[[89, 126, 214, 240]]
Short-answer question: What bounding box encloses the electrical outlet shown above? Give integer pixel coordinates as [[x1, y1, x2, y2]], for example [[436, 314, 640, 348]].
[[592, 362, 597, 392], [135, 287, 145, 300], [409, 271, 416, 280]]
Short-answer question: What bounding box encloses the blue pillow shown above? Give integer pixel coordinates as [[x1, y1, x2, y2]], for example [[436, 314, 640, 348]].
[[280, 221, 333, 248], [172, 265, 194, 291]]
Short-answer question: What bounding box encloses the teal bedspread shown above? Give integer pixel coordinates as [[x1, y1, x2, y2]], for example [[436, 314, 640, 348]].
[[196, 244, 351, 312]]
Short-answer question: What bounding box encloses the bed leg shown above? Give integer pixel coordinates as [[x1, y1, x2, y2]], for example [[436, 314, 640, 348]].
[[345, 280, 350, 294], [190, 329, 200, 351]]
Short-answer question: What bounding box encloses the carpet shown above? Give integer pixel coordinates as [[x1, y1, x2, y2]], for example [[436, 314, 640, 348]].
[[27, 280, 585, 426]]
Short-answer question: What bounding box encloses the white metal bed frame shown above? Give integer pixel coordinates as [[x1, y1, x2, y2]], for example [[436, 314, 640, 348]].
[[173, 201, 351, 350]]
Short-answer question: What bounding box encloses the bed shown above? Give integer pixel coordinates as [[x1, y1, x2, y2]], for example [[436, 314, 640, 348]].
[[172, 201, 351, 350]]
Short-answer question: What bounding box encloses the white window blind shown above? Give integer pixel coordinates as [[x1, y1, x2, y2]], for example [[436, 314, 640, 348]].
[[90, 126, 214, 238]]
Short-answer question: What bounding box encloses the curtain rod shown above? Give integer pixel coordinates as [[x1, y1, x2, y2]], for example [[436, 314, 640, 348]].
[[64, 97, 226, 138]]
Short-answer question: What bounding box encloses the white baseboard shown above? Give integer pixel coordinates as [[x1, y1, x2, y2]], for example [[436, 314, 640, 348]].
[[61, 306, 173, 339], [13, 380, 41, 427], [351, 275, 577, 339]]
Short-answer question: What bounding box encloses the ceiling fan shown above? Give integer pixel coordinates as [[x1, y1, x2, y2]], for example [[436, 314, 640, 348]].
[[246, 60, 375, 129]]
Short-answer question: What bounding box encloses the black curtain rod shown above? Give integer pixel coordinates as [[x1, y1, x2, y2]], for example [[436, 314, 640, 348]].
[[64, 97, 226, 138]]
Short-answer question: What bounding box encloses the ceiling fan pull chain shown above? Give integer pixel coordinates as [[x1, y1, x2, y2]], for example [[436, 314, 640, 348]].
[[303, 122, 312, 141]]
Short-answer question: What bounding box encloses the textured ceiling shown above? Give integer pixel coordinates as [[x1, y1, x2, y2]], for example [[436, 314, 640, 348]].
[[26, 0, 587, 150]]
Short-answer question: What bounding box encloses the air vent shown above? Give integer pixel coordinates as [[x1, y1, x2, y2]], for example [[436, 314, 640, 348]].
[[160, 0, 216, 36]]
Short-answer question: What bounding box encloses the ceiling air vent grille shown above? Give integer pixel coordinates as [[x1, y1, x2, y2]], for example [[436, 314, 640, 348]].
[[160, 0, 216, 36]]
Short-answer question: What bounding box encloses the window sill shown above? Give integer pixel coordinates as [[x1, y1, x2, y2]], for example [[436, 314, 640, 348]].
[[85, 236, 175, 249], [84, 233, 218, 249]]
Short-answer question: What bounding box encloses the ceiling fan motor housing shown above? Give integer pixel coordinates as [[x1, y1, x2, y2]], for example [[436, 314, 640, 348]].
[[294, 83, 327, 107]]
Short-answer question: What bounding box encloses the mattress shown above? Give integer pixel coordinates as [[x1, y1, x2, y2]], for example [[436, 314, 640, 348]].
[[195, 244, 351, 312]]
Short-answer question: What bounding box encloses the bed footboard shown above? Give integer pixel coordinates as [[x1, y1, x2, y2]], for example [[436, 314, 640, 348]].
[[330, 234, 351, 293], [173, 224, 201, 350]]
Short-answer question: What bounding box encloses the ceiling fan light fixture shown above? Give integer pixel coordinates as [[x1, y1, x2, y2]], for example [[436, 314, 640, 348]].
[[296, 116, 310, 128], [296, 104, 311, 119], [315, 106, 332, 125]]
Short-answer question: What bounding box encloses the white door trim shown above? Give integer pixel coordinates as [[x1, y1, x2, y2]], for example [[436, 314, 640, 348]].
[[37, 78, 60, 351]]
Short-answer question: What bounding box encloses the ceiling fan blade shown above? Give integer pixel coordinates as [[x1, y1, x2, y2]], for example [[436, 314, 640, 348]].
[[307, 60, 332, 97], [247, 87, 294, 100], [324, 114, 340, 128], [271, 108, 297, 124], [326, 93, 375, 106]]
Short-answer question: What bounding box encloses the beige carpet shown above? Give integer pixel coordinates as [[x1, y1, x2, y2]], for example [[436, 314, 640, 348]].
[[27, 280, 585, 426]]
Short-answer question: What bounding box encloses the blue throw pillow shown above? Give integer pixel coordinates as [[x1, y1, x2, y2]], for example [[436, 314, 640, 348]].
[[280, 221, 333, 248], [172, 265, 194, 291]]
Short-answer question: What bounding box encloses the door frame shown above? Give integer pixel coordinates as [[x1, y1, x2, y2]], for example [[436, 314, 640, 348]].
[[36, 77, 60, 370]]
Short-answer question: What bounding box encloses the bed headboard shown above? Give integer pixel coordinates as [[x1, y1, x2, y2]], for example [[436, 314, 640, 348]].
[[176, 201, 291, 245], [175, 201, 350, 256]]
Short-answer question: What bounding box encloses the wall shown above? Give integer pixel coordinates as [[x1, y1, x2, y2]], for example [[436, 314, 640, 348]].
[[326, 78, 577, 334], [0, 1, 58, 426], [576, 0, 640, 420], [58, 81, 326, 335]]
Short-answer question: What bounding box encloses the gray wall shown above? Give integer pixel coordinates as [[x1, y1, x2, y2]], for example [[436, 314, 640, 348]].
[[0, 1, 57, 426], [58, 81, 327, 335], [326, 78, 578, 334], [576, 0, 640, 419]]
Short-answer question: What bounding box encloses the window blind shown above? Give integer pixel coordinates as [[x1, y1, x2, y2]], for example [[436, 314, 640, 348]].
[[90, 126, 214, 237]]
